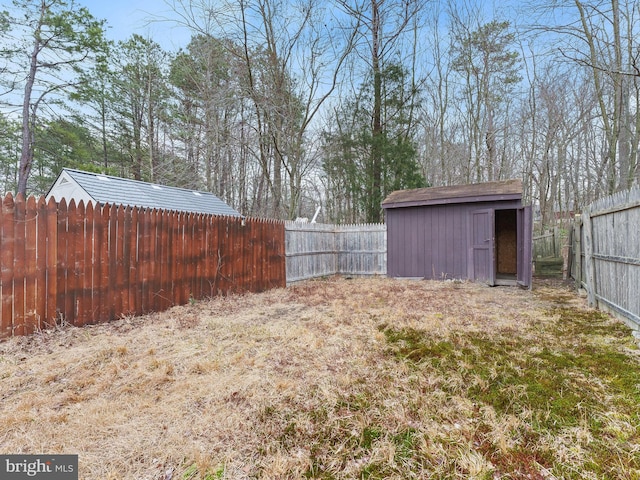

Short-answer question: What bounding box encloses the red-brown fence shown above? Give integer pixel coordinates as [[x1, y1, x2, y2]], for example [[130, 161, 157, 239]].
[[0, 194, 286, 338]]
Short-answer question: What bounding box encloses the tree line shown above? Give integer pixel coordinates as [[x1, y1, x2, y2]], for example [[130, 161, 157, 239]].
[[0, 0, 638, 229]]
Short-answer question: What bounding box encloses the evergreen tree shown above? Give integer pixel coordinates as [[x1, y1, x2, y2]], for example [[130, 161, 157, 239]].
[[323, 63, 426, 223], [31, 116, 103, 194], [110, 34, 170, 182], [451, 20, 521, 182]]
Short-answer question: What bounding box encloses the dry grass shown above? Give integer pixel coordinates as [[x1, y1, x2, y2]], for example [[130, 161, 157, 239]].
[[1, 276, 639, 479]]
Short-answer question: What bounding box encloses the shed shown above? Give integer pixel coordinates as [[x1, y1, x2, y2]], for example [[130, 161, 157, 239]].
[[382, 179, 533, 287], [46, 168, 241, 217]]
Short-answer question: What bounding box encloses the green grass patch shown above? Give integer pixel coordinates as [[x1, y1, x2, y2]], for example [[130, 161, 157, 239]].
[[181, 462, 224, 480], [360, 426, 383, 450], [379, 306, 640, 479], [392, 427, 419, 462]]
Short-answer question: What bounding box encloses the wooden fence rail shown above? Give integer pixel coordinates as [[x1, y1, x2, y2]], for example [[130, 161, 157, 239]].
[[572, 185, 640, 330], [285, 222, 386, 283], [0, 194, 286, 338]]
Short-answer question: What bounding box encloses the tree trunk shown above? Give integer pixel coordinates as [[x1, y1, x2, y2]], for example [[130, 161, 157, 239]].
[[147, 101, 156, 182], [17, 24, 42, 195], [101, 95, 109, 169], [369, 0, 383, 223], [485, 106, 496, 181]]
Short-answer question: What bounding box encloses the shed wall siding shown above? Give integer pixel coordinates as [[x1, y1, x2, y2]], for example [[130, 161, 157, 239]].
[[386, 200, 521, 280]]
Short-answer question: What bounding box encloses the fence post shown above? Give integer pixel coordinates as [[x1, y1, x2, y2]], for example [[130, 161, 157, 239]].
[[582, 211, 597, 307], [573, 214, 582, 291]]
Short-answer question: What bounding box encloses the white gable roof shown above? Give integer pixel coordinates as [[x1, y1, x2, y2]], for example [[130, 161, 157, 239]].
[[46, 169, 241, 217]]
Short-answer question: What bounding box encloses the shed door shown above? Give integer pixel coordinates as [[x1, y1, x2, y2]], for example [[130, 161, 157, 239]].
[[517, 205, 533, 288], [468, 209, 495, 286]]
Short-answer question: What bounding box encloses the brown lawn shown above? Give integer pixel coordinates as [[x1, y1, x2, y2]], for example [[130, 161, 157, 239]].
[[0, 276, 639, 479]]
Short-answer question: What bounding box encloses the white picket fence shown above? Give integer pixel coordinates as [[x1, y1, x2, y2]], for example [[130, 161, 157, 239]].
[[285, 222, 387, 284], [573, 185, 640, 330]]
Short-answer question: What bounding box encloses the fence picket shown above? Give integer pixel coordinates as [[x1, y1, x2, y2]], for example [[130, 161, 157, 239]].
[[24, 196, 38, 334], [182, 212, 192, 304], [181, 214, 189, 299], [128, 206, 139, 316], [106, 204, 117, 319], [248, 219, 257, 292], [1, 194, 14, 337], [153, 209, 164, 308], [85, 202, 97, 324], [35, 197, 47, 332], [210, 216, 219, 295], [255, 220, 264, 292], [216, 217, 227, 294], [143, 209, 156, 313], [13, 194, 26, 336], [175, 212, 185, 305], [113, 205, 125, 317], [45, 198, 57, 327], [98, 203, 110, 322], [161, 210, 172, 310], [72, 200, 86, 327], [196, 214, 206, 298], [169, 211, 179, 306], [56, 199, 69, 327], [232, 218, 242, 292], [120, 206, 132, 316]]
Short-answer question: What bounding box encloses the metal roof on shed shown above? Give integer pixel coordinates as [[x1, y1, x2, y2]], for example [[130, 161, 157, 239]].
[[382, 179, 522, 209], [49, 168, 241, 217]]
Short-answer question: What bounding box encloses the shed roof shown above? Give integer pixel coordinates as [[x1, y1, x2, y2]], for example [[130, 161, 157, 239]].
[[48, 168, 241, 217], [382, 179, 522, 209]]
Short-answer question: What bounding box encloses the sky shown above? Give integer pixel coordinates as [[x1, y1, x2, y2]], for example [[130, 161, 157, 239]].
[[78, 0, 193, 51], [78, 0, 528, 54]]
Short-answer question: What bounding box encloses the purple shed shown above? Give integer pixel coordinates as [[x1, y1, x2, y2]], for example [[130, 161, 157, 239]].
[[382, 179, 533, 288]]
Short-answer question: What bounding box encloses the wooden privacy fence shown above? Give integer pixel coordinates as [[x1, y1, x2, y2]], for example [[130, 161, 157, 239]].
[[285, 222, 386, 283], [572, 185, 640, 330], [533, 227, 566, 277], [0, 194, 285, 338], [533, 227, 564, 259]]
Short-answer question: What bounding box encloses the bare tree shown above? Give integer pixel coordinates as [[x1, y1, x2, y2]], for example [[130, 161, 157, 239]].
[[165, 0, 358, 219], [450, 14, 521, 183], [417, 3, 462, 187], [526, 0, 640, 193]]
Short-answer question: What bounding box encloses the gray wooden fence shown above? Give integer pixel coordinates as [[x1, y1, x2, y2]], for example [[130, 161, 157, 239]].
[[572, 185, 640, 330], [533, 227, 564, 259], [285, 222, 386, 283]]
